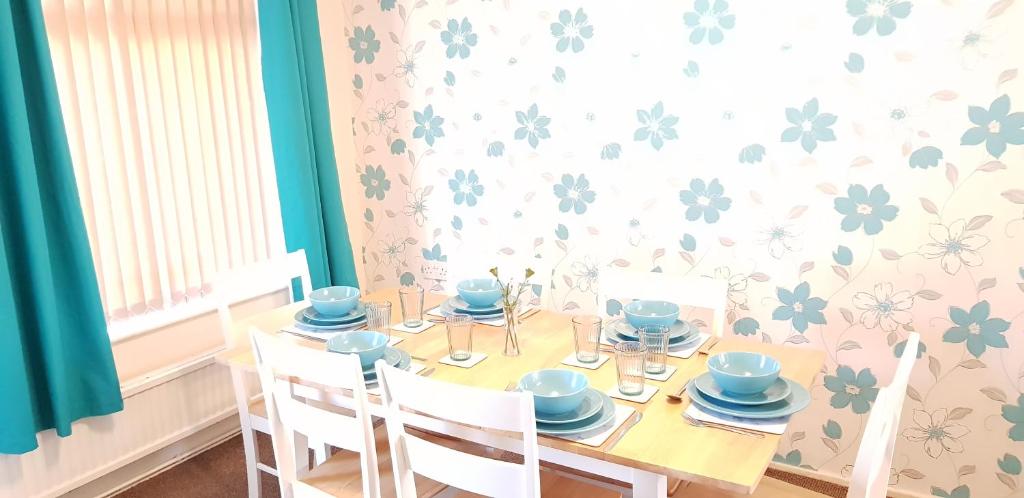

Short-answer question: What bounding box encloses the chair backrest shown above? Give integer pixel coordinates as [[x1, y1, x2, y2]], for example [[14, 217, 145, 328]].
[[597, 268, 728, 337], [846, 333, 920, 498], [214, 250, 312, 349], [251, 328, 381, 498], [376, 361, 542, 498]]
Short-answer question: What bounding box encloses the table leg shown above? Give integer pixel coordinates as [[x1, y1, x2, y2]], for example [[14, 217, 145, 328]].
[[632, 469, 668, 497]]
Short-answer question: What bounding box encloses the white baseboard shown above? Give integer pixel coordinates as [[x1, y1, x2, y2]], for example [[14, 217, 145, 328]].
[[60, 414, 241, 498]]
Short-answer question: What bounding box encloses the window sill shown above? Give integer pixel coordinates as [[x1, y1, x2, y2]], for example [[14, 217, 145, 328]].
[[107, 297, 218, 344]]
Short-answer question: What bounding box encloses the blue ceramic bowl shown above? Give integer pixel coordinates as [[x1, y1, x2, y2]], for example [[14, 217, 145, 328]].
[[518, 369, 590, 415], [327, 331, 388, 367], [456, 278, 502, 308], [623, 300, 680, 328], [707, 352, 781, 395], [309, 286, 361, 316]]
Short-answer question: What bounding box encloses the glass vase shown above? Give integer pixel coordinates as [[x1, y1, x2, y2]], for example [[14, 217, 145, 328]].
[[502, 302, 521, 357]]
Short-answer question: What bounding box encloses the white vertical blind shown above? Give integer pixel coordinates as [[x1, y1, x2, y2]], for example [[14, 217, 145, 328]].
[[42, 0, 284, 324]]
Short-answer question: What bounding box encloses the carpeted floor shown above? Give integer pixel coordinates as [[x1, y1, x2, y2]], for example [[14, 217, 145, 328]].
[[114, 433, 280, 498], [764, 468, 848, 498], [115, 433, 851, 497]]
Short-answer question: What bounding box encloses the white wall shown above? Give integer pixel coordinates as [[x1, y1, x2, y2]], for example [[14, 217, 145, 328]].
[[0, 291, 288, 498]]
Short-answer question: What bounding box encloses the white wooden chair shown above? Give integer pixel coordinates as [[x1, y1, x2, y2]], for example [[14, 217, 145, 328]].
[[677, 333, 921, 498], [845, 332, 920, 498], [597, 268, 728, 337], [213, 250, 314, 497], [376, 361, 622, 498], [250, 328, 390, 498]]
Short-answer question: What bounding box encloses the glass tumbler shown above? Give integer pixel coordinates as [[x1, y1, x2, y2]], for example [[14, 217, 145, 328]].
[[446, 313, 474, 361], [399, 286, 424, 327], [572, 315, 603, 363], [366, 301, 392, 336], [640, 325, 670, 374], [614, 341, 647, 395]]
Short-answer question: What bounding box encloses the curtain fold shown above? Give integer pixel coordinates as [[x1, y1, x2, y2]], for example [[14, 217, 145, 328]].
[[257, 0, 358, 295], [0, 0, 122, 455]]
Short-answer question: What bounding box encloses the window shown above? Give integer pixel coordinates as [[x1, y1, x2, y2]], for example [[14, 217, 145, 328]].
[[42, 0, 284, 337]]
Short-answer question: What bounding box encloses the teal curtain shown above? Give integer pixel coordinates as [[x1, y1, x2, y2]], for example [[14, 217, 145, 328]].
[[0, 0, 123, 454], [258, 0, 359, 296]]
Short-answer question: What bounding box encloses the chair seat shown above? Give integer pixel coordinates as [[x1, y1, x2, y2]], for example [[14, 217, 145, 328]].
[[301, 428, 621, 498], [246, 398, 270, 433], [448, 470, 623, 497], [672, 476, 828, 498], [297, 428, 447, 498], [248, 398, 268, 418]]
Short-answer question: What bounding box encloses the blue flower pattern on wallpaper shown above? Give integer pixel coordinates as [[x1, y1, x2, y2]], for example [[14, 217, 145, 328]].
[[448, 169, 484, 207], [342, 2, 1024, 495], [634, 102, 679, 151], [960, 95, 1024, 159], [679, 178, 731, 223], [772, 282, 827, 333], [349, 26, 381, 64], [683, 0, 735, 45], [833, 184, 898, 235], [360, 165, 391, 200], [781, 98, 836, 154], [824, 366, 879, 414], [1004, 396, 1024, 442], [909, 145, 943, 169], [440, 18, 478, 59], [738, 144, 765, 163], [600, 143, 621, 160], [846, 0, 912, 36], [553, 174, 596, 214], [942, 301, 1009, 358], [413, 105, 444, 146], [514, 104, 551, 149], [550, 8, 594, 53]]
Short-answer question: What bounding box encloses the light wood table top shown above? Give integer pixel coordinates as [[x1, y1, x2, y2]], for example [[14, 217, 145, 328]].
[[218, 288, 824, 494]]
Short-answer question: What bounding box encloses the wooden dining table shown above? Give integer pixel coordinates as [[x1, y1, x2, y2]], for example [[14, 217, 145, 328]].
[[217, 287, 824, 497]]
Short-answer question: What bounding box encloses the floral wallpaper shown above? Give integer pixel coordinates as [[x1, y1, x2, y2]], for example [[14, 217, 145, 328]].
[[329, 0, 1024, 496]]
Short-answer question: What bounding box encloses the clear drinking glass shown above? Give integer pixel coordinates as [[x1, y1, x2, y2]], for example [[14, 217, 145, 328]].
[[366, 301, 392, 336], [614, 341, 647, 395], [640, 325, 670, 374], [399, 286, 424, 327], [446, 313, 473, 361], [572, 315, 603, 363]]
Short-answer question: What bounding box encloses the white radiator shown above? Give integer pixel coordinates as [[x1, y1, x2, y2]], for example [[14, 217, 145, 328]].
[[0, 358, 239, 498]]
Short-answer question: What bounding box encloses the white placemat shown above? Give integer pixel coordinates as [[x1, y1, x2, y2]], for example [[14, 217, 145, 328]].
[[280, 326, 401, 347], [280, 326, 344, 342], [644, 364, 677, 381], [426, 304, 534, 328], [607, 384, 658, 403], [551, 405, 637, 447], [667, 333, 710, 359], [439, 352, 488, 368], [599, 331, 710, 359], [560, 353, 610, 370], [391, 321, 436, 334], [684, 404, 789, 435], [366, 363, 425, 396]]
